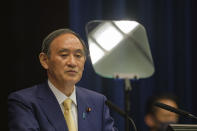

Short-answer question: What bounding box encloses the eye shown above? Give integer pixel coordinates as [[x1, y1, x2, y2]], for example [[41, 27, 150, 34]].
[[60, 54, 68, 57], [75, 54, 82, 58]]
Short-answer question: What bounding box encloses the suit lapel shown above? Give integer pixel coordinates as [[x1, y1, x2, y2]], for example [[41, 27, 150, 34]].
[[37, 82, 68, 131], [76, 87, 95, 131]]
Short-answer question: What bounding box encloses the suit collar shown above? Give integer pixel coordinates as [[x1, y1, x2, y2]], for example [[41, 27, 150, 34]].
[[37, 82, 68, 131], [47, 80, 77, 106]]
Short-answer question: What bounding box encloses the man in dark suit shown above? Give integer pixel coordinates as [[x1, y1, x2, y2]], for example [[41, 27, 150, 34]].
[[144, 93, 179, 131], [8, 29, 117, 131]]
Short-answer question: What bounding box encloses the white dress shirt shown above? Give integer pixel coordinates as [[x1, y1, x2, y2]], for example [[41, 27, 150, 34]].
[[48, 80, 78, 130]]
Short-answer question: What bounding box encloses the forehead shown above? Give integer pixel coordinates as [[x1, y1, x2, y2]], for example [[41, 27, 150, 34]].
[[158, 99, 177, 108], [50, 33, 84, 51], [155, 99, 178, 114]]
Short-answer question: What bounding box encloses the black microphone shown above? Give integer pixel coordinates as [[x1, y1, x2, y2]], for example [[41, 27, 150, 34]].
[[154, 102, 197, 120], [105, 100, 137, 131]]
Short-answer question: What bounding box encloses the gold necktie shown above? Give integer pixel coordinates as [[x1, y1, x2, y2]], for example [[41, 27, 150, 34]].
[[63, 98, 77, 131]]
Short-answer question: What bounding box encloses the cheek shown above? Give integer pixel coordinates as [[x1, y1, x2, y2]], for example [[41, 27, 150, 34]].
[[169, 113, 179, 121], [49, 60, 64, 71], [78, 66, 84, 74], [80, 62, 85, 69], [78, 60, 85, 70]]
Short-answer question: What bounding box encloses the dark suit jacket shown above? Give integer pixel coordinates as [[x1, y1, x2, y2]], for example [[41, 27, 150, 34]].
[[8, 82, 118, 131]]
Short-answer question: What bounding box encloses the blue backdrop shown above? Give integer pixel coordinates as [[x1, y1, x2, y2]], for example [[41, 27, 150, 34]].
[[68, 0, 196, 130]]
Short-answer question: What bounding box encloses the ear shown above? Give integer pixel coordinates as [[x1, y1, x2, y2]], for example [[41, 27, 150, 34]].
[[39, 52, 49, 70], [144, 114, 155, 128]]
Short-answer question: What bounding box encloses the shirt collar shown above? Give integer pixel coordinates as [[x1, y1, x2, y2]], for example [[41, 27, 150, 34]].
[[48, 80, 77, 106]]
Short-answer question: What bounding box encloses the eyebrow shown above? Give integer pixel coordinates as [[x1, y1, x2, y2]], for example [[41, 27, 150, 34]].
[[58, 49, 85, 55]]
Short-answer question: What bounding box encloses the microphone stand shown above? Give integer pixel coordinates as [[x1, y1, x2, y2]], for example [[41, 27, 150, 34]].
[[105, 100, 137, 131], [124, 78, 132, 131]]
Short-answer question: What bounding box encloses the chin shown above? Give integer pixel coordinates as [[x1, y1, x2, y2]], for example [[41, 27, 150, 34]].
[[65, 78, 80, 84]]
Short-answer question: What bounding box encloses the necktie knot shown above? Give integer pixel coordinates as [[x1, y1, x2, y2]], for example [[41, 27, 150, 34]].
[[64, 98, 72, 110]]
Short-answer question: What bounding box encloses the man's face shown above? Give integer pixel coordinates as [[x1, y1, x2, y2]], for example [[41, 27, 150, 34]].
[[154, 99, 179, 124], [45, 33, 86, 85], [151, 99, 179, 131], [145, 99, 179, 131]]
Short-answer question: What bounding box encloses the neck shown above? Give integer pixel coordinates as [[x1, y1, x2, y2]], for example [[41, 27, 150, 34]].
[[59, 84, 74, 97], [48, 78, 75, 96]]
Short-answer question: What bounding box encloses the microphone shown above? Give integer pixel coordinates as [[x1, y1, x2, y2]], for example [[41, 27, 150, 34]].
[[154, 102, 197, 120], [105, 100, 137, 131]]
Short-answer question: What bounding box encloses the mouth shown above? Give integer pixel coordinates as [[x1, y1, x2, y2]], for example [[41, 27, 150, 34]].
[[65, 70, 78, 75]]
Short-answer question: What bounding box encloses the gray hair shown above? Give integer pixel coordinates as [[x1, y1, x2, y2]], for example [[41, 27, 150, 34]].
[[41, 28, 88, 57]]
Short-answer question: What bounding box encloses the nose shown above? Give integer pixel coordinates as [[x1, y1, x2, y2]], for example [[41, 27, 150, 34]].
[[67, 55, 77, 67]]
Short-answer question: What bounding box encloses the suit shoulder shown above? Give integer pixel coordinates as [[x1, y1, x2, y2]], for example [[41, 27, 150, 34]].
[[77, 86, 106, 99], [8, 83, 44, 101]]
